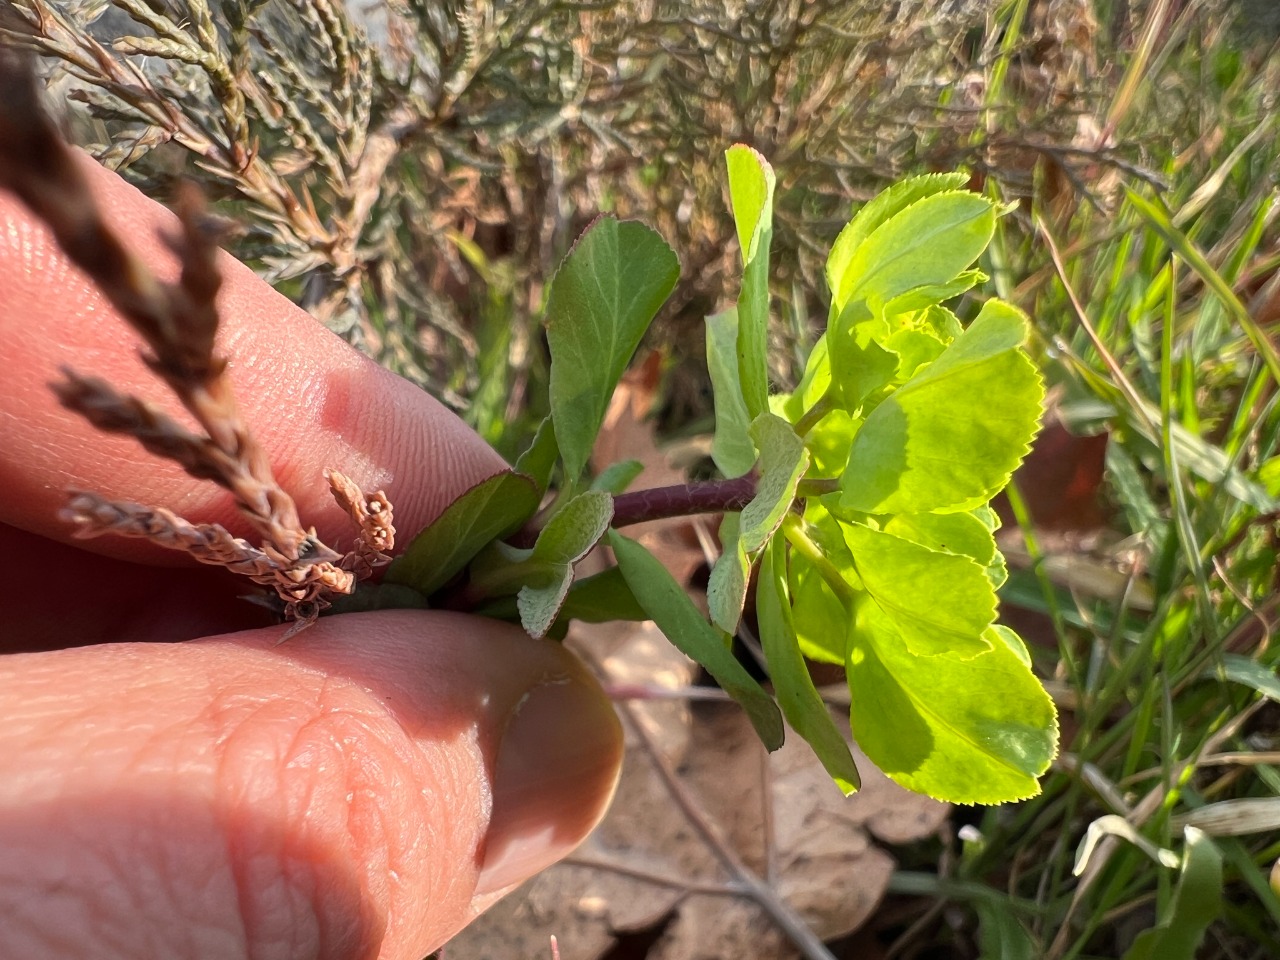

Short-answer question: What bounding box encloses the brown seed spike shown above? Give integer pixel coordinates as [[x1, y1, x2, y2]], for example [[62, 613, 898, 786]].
[[0, 55, 397, 627]]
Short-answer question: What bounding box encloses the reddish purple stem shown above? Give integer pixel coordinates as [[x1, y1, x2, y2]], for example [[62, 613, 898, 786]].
[[510, 475, 758, 548], [610, 475, 758, 527]]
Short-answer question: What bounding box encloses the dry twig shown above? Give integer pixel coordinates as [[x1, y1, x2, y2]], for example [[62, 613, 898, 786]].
[[0, 52, 393, 625]]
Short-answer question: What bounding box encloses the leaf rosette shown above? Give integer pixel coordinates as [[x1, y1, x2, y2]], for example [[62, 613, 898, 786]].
[[386, 157, 1055, 806]]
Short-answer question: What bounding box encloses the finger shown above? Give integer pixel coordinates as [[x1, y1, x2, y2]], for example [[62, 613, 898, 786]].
[[0, 522, 273, 652], [0, 155, 504, 560], [0, 610, 624, 960]]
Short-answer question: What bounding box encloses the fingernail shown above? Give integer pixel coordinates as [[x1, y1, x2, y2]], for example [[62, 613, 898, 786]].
[[475, 673, 623, 896]]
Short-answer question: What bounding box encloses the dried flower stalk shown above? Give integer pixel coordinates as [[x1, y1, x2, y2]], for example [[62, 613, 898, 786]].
[[0, 52, 393, 625]]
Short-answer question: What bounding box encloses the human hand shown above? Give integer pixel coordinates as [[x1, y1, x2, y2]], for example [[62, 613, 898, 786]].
[[0, 159, 623, 959]]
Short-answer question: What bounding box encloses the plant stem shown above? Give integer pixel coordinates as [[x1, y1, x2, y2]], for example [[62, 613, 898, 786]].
[[610, 475, 757, 527], [794, 389, 834, 436], [796, 477, 839, 498], [781, 513, 857, 608], [510, 474, 758, 547]]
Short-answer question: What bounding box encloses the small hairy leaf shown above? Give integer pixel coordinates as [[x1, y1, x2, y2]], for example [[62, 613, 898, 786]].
[[532, 490, 614, 565], [610, 530, 784, 749], [707, 415, 809, 633], [514, 491, 614, 638], [705, 308, 756, 477], [707, 514, 750, 635], [841, 300, 1043, 514], [847, 598, 1058, 803], [517, 565, 574, 639], [759, 539, 860, 794], [386, 472, 540, 596], [725, 145, 775, 419], [741, 414, 809, 552], [545, 216, 679, 481]]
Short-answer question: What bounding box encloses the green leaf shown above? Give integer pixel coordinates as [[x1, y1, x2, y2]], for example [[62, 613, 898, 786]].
[[1122, 828, 1223, 960], [882, 269, 987, 317], [610, 529, 785, 749], [784, 332, 831, 423], [832, 191, 997, 315], [826, 172, 971, 306], [726, 145, 774, 261], [707, 513, 750, 635], [556, 567, 649, 623], [790, 553, 850, 664], [847, 597, 1058, 803], [759, 539, 860, 794], [707, 414, 810, 634], [918, 303, 965, 342], [884, 511, 998, 569], [515, 416, 559, 493], [884, 327, 947, 381], [841, 300, 1043, 515], [705, 308, 756, 477], [532, 490, 614, 565], [975, 901, 1039, 960], [592, 459, 644, 494], [882, 304, 963, 380], [827, 311, 900, 411], [515, 491, 615, 639], [805, 408, 860, 478], [789, 502, 858, 664], [545, 216, 679, 480], [1259, 455, 1280, 498], [725, 145, 775, 419], [385, 472, 541, 596], [741, 414, 809, 552], [885, 506, 1003, 591], [1216, 653, 1280, 702], [989, 624, 1031, 668], [972, 504, 1001, 531], [517, 565, 574, 639], [845, 521, 996, 659]]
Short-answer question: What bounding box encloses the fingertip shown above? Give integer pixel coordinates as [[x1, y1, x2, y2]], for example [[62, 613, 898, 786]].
[[0, 610, 622, 959], [0, 154, 505, 556]]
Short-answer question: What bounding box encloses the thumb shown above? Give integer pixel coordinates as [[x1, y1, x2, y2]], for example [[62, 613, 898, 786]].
[[0, 610, 623, 960]]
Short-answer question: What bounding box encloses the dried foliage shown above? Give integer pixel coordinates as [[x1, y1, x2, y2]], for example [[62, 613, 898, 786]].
[[1, 0, 1128, 448], [0, 53, 393, 625]]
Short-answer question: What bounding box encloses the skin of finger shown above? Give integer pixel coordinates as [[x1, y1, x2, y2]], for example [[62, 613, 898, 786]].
[[0, 155, 504, 559], [0, 522, 273, 652], [0, 609, 622, 960]]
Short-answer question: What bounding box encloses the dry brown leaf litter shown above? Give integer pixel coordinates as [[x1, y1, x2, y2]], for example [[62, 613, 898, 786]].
[[449, 617, 949, 960]]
